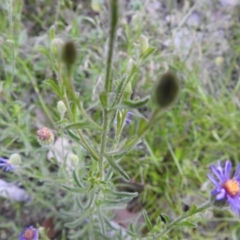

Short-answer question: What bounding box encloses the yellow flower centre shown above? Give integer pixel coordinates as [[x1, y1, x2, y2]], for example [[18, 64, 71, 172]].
[[223, 179, 240, 197]]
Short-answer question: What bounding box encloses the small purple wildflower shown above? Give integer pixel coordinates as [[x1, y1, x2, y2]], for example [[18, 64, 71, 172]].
[[125, 111, 132, 125], [0, 158, 16, 172], [208, 160, 240, 216], [19, 226, 39, 240]]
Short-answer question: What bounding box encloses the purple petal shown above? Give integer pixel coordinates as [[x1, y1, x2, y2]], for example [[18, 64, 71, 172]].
[[216, 189, 226, 200], [0, 159, 8, 163], [210, 165, 225, 182], [234, 164, 240, 178], [0, 164, 7, 167], [208, 174, 219, 186], [236, 176, 240, 182], [217, 161, 224, 174], [211, 188, 220, 195], [227, 195, 240, 216], [224, 161, 232, 179]]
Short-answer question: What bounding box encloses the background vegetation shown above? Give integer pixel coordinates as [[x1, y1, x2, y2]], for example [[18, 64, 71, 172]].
[[0, 0, 240, 239]]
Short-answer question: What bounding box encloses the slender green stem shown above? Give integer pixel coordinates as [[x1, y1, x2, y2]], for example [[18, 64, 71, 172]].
[[112, 63, 138, 108], [154, 201, 211, 238], [6, 0, 15, 88], [99, 109, 109, 177], [104, 0, 118, 93], [99, 0, 119, 177], [56, 63, 102, 131], [112, 110, 127, 150], [62, 94, 99, 161], [55, 61, 99, 161], [109, 61, 139, 126], [76, 101, 102, 131], [55, 62, 63, 87]]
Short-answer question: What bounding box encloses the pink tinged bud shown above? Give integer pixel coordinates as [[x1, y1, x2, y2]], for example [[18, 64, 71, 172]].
[[37, 127, 54, 146]]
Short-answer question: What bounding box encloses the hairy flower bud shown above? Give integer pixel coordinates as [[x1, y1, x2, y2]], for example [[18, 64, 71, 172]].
[[215, 56, 224, 66], [57, 100, 66, 115], [37, 127, 54, 146], [9, 153, 21, 166], [62, 40, 77, 67], [140, 34, 149, 54], [50, 38, 64, 59], [70, 154, 79, 167], [153, 71, 180, 109]]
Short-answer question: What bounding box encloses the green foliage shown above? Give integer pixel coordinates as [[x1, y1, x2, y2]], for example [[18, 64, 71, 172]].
[[1, 0, 240, 239]]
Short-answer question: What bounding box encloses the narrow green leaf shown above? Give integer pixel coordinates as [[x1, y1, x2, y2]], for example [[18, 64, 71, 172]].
[[59, 209, 79, 217], [104, 151, 125, 160], [139, 47, 156, 61], [71, 102, 77, 119], [98, 208, 106, 235], [100, 197, 131, 205], [176, 221, 198, 228], [104, 188, 138, 198], [160, 213, 170, 223], [104, 168, 113, 182], [84, 190, 95, 210], [102, 215, 117, 230], [99, 92, 107, 108], [49, 25, 55, 40], [126, 229, 139, 238], [68, 225, 88, 239], [66, 130, 81, 142], [55, 119, 69, 126], [113, 96, 149, 109], [143, 210, 153, 231], [143, 139, 158, 165], [76, 195, 84, 210], [100, 202, 126, 210], [62, 184, 88, 193], [37, 46, 51, 60], [73, 170, 85, 188], [188, 204, 197, 215], [138, 118, 148, 135], [105, 156, 130, 181], [65, 208, 93, 228], [65, 121, 102, 131], [125, 135, 141, 149], [44, 79, 62, 97]]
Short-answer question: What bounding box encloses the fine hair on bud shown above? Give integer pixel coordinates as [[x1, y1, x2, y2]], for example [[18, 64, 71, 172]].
[[9, 153, 21, 166], [62, 40, 77, 67], [154, 71, 180, 108], [57, 100, 66, 115], [51, 38, 64, 59]]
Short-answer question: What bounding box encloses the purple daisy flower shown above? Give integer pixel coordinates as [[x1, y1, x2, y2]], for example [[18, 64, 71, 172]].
[[0, 158, 16, 172], [208, 160, 240, 216], [19, 226, 39, 240]]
